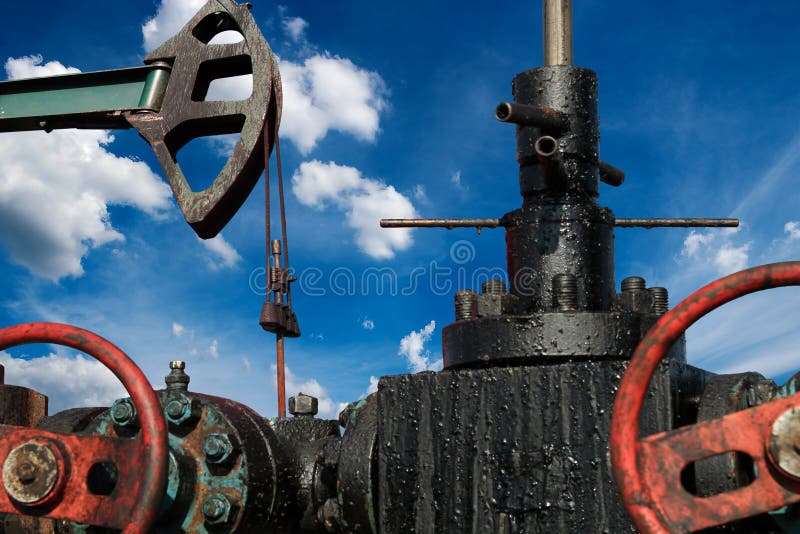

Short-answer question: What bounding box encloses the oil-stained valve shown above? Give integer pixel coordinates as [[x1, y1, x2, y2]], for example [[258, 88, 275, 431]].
[[16, 362, 292, 533], [3, 363, 379, 533], [0, 323, 167, 534]]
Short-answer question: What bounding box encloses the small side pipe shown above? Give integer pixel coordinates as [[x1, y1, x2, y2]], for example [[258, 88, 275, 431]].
[[599, 161, 625, 187], [534, 135, 559, 157], [495, 102, 569, 131]]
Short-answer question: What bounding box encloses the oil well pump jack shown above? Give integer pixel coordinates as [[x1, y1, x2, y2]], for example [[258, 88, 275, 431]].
[[0, 0, 799, 532]]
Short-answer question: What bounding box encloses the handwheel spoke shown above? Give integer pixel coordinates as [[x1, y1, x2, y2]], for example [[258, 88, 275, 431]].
[[638, 394, 800, 531], [611, 262, 800, 533], [0, 427, 144, 528], [0, 322, 167, 533]]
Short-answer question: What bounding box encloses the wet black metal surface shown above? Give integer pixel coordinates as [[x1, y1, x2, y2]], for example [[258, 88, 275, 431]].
[[375, 362, 676, 533], [504, 201, 615, 314], [513, 66, 599, 197], [269, 416, 340, 532], [444, 312, 644, 367]]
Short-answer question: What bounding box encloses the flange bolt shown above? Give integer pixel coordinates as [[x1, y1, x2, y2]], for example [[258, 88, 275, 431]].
[[481, 279, 507, 295], [110, 398, 137, 428], [454, 290, 477, 321], [648, 287, 669, 315], [164, 393, 199, 426], [553, 273, 578, 311], [621, 276, 646, 293], [203, 434, 234, 464], [202, 493, 232, 524]]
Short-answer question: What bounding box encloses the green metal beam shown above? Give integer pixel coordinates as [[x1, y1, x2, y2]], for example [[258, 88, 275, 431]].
[[0, 63, 171, 132]]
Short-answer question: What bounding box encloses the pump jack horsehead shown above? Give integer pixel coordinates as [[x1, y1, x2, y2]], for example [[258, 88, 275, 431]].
[[0, 0, 800, 533]]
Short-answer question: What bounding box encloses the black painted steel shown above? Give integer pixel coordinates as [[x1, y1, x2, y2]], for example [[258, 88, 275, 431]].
[[375, 363, 675, 533]]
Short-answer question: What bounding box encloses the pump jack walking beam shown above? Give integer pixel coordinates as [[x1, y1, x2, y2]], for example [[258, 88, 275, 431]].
[[0, 0, 281, 239]]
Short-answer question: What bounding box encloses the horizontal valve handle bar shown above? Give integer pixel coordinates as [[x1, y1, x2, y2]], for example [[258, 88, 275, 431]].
[[380, 218, 739, 229]]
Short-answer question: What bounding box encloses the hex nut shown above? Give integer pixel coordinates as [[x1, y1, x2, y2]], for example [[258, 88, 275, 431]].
[[110, 398, 137, 427], [203, 433, 235, 464], [289, 392, 318, 416], [164, 394, 200, 426], [202, 493, 232, 524]]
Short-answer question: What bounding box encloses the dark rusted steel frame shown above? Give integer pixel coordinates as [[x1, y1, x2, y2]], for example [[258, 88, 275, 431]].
[[126, 0, 282, 239], [0, 323, 167, 532], [611, 262, 800, 533]]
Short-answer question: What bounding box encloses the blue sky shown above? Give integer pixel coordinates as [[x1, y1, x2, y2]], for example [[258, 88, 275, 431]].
[[0, 0, 799, 418]]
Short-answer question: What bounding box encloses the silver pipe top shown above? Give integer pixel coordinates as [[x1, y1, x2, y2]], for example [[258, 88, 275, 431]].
[[543, 0, 573, 66]]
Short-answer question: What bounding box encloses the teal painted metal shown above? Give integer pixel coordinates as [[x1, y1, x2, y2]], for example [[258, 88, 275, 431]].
[[138, 63, 172, 110], [0, 64, 171, 132]]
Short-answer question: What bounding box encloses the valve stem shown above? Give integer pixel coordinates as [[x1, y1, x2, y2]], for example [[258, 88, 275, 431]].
[[543, 0, 573, 66], [271, 239, 287, 418]]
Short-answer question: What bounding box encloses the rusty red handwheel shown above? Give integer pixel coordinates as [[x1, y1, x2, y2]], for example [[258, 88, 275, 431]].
[[0, 323, 167, 533], [611, 262, 800, 533]]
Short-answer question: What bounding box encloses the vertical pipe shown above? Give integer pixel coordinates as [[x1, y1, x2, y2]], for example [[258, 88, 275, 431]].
[[271, 239, 287, 418], [276, 335, 286, 418], [543, 0, 573, 65]]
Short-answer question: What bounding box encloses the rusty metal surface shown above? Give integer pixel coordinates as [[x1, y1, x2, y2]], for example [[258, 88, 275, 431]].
[[0, 323, 167, 533], [611, 262, 800, 533], [2, 441, 61, 505], [0, 384, 47, 428], [126, 0, 282, 239], [81, 388, 291, 532]]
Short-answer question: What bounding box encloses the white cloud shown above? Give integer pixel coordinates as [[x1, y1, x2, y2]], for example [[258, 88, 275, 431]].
[[361, 318, 375, 330], [5, 54, 79, 78], [365, 375, 379, 396], [0, 56, 172, 281], [282, 16, 309, 43], [785, 221, 800, 240], [682, 229, 751, 276], [0, 351, 125, 412], [172, 322, 185, 336], [451, 170, 466, 191], [199, 234, 242, 269], [714, 243, 751, 273], [280, 54, 387, 154], [683, 231, 714, 257], [292, 160, 417, 258], [208, 339, 219, 359], [398, 320, 442, 373], [142, 0, 206, 52], [142, 3, 386, 155], [242, 356, 251, 371], [413, 184, 428, 203]]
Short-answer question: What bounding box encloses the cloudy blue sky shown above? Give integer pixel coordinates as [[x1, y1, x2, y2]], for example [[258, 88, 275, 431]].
[[0, 0, 799, 418]]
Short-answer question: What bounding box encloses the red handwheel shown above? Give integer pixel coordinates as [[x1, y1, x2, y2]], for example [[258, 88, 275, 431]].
[[0, 323, 168, 533], [611, 262, 800, 533]]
